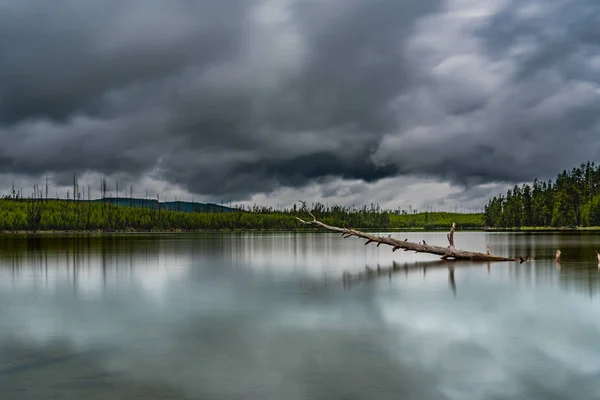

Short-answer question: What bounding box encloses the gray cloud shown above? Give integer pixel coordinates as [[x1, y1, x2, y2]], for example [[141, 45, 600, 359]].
[[373, 0, 600, 187], [1, 0, 599, 204]]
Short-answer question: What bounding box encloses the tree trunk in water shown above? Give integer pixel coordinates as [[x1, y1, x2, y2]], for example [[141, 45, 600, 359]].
[[295, 208, 517, 262]]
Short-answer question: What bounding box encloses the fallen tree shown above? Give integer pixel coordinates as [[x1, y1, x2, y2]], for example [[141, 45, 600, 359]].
[[296, 204, 516, 262]]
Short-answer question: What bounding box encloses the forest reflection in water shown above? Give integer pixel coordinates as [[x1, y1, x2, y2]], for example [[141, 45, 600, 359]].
[[1, 232, 600, 400], [2, 232, 600, 297]]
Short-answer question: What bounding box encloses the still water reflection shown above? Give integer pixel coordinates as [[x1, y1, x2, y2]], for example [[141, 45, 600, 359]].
[[1, 232, 600, 399]]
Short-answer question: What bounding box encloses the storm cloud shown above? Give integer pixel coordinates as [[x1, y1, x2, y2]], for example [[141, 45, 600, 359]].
[[1, 0, 600, 206]]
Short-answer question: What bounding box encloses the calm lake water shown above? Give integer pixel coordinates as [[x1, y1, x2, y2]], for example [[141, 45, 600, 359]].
[[1, 231, 600, 399]]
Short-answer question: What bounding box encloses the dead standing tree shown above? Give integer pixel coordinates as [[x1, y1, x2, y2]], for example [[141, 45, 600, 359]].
[[295, 203, 516, 262]]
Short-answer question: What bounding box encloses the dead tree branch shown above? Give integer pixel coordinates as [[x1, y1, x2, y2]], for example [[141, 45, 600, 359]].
[[296, 202, 516, 262]]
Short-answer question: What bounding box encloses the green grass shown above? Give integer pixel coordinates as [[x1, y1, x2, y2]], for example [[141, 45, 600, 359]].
[[388, 212, 484, 229], [0, 199, 485, 232]]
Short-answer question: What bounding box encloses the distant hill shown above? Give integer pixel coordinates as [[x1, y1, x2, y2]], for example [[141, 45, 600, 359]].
[[90, 198, 236, 213]]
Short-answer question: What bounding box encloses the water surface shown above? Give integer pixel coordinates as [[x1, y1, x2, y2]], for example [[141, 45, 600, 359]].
[[1, 232, 600, 399]]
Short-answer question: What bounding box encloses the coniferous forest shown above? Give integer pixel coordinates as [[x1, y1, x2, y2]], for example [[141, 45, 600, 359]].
[[7, 162, 600, 231], [484, 162, 600, 228]]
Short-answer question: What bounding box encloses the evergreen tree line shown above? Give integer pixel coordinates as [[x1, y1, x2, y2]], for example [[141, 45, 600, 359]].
[[484, 161, 600, 228]]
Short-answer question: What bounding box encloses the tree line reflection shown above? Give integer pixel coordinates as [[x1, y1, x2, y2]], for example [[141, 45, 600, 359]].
[[2, 233, 600, 299]]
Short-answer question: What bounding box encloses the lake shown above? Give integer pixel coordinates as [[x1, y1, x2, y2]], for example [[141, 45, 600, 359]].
[[1, 231, 600, 399]]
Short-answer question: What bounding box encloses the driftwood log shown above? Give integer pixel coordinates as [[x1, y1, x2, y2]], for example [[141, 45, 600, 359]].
[[296, 206, 516, 262]]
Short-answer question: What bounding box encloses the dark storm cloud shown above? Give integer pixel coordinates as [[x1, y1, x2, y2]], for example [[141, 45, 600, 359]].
[[238, 151, 398, 194], [0, 0, 441, 199], [2, 0, 600, 201], [0, 1, 250, 123]]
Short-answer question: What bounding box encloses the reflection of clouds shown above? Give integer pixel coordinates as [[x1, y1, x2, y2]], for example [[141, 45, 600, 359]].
[[0, 248, 190, 303], [377, 268, 600, 399], [0, 337, 191, 400], [236, 232, 483, 275], [1, 234, 600, 399]]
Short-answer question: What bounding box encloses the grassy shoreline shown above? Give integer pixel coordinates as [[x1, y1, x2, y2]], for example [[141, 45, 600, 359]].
[[485, 227, 600, 232], [0, 199, 485, 232], [2, 226, 599, 235], [0, 227, 477, 235]]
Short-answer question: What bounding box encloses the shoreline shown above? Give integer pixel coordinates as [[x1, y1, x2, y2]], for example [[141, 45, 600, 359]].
[[1, 226, 599, 235], [484, 227, 600, 232], [0, 227, 482, 235], [0, 228, 469, 235]]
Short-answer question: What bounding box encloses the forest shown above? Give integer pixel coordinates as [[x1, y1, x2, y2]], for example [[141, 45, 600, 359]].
[[0, 174, 486, 232], [11, 160, 600, 232], [0, 197, 483, 232], [484, 161, 600, 228]]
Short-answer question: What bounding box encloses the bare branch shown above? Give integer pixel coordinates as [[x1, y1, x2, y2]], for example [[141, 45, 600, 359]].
[[296, 209, 516, 262]]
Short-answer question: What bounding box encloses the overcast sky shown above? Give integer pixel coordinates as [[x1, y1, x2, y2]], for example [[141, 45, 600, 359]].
[[1, 0, 599, 211]]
